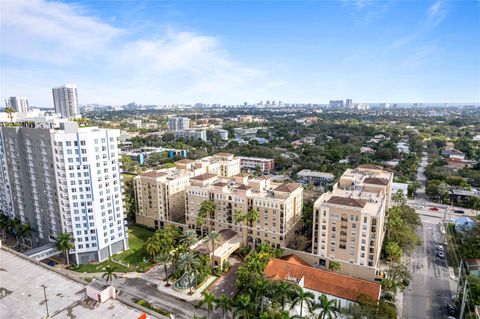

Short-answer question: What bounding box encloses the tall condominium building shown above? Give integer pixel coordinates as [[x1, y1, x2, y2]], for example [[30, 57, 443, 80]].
[[52, 84, 79, 118], [311, 165, 392, 272], [185, 174, 303, 247], [168, 117, 190, 131], [329, 100, 344, 108], [134, 168, 190, 229], [345, 99, 353, 108], [5, 96, 29, 113], [0, 122, 127, 263]]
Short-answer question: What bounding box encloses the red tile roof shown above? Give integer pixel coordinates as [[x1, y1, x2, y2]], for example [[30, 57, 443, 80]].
[[280, 254, 311, 267], [264, 258, 381, 302], [327, 196, 366, 208], [191, 173, 218, 181], [274, 182, 302, 193], [364, 177, 389, 186], [141, 171, 168, 178]]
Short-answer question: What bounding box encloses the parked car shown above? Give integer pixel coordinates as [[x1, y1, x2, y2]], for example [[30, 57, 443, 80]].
[[447, 304, 457, 316], [437, 251, 445, 258], [430, 207, 439, 211], [454, 210, 465, 214]]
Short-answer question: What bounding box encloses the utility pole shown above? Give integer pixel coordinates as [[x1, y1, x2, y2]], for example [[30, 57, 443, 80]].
[[459, 279, 468, 319], [41, 284, 49, 318]]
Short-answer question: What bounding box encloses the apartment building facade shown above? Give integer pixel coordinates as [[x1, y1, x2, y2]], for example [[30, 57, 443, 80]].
[[0, 122, 127, 264], [134, 168, 190, 229], [167, 117, 190, 131], [185, 174, 303, 247], [311, 165, 392, 271], [237, 156, 275, 173]]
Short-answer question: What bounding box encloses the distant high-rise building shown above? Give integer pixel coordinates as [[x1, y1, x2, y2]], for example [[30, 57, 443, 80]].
[[329, 100, 344, 108], [0, 122, 127, 263], [345, 99, 353, 108], [5, 97, 29, 113], [167, 117, 190, 131], [52, 84, 79, 118]]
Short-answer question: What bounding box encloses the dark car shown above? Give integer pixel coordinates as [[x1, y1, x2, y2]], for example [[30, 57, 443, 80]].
[[430, 207, 439, 211], [454, 210, 465, 214], [447, 305, 457, 316]]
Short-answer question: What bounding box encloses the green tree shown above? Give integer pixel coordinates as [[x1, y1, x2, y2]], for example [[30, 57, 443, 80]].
[[199, 291, 216, 319], [205, 230, 222, 268], [291, 289, 315, 318], [385, 241, 402, 263], [328, 261, 342, 272], [314, 294, 339, 319], [145, 235, 161, 259], [180, 229, 198, 247], [158, 252, 173, 285], [246, 209, 259, 247], [233, 295, 255, 319], [273, 280, 296, 311], [177, 251, 201, 294], [102, 264, 117, 283], [57, 232, 75, 266], [215, 294, 233, 319], [199, 200, 216, 233], [4, 106, 15, 123], [0, 213, 9, 239], [233, 211, 247, 243]]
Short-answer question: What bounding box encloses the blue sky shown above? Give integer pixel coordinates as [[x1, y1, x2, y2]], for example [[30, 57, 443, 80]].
[[1, 0, 479, 106]]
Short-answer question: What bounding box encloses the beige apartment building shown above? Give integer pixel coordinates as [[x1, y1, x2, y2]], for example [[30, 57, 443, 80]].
[[185, 174, 303, 247], [134, 168, 190, 229], [135, 153, 241, 229], [175, 153, 241, 177], [312, 165, 393, 272]]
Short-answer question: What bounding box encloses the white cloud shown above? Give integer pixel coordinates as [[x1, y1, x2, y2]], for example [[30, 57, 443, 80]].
[[427, 0, 447, 27], [0, 0, 267, 105]]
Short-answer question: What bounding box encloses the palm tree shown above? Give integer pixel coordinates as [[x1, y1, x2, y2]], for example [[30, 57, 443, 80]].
[[57, 232, 75, 266], [145, 236, 161, 260], [205, 230, 222, 268], [328, 261, 342, 272], [200, 200, 216, 232], [158, 252, 173, 285], [4, 106, 15, 123], [274, 280, 296, 311], [291, 289, 315, 318], [233, 294, 255, 319], [197, 214, 206, 237], [314, 294, 339, 319], [177, 251, 201, 294], [20, 223, 35, 248], [10, 217, 22, 246], [102, 264, 117, 283], [0, 213, 9, 239], [180, 229, 198, 247], [199, 291, 216, 319], [253, 277, 271, 313], [216, 294, 233, 319], [245, 209, 259, 247], [233, 211, 247, 243]]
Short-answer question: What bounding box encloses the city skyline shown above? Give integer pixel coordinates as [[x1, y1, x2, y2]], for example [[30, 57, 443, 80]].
[[1, 0, 479, 106]]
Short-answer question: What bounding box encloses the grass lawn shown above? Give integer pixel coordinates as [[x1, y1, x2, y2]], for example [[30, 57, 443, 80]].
[[74, 225, 155, 273]]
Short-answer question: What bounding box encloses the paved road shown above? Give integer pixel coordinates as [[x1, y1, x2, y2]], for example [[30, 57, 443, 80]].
[[402, 216, 454, 319]]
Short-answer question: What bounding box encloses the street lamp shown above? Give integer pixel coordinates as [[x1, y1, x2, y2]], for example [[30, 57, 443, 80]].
[[41, 284, 49, 318]]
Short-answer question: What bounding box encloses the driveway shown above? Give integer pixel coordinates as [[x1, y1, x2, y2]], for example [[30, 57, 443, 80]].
[[210, 255, 243, 298]]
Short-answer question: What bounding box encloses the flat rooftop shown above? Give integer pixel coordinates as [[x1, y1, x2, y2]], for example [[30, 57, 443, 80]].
[[0, 249, 148, 319]]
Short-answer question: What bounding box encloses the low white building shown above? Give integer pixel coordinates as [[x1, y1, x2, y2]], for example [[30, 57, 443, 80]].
[[174, 129, 207, 142], [392, 182, 409, 197], [265, 255, 381, 315], [296, 169, 335, 185]]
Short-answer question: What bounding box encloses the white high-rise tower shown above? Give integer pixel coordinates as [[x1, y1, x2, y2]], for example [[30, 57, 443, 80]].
[[6, 97, 29, 113], [52, 84, 79, 118]]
